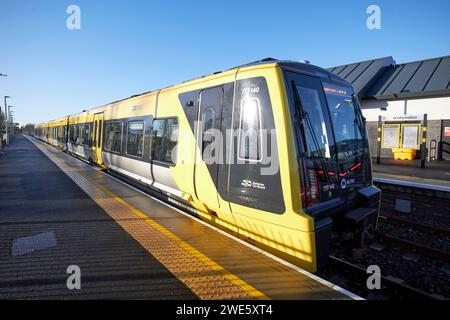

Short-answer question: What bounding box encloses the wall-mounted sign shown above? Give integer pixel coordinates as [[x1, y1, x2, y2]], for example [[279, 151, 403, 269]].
[[382, 114, 424, 122], [445, 127, 450, 137]]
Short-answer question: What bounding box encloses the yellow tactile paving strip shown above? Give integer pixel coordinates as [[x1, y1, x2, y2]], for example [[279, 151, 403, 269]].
[[30, 139, 268, 300]]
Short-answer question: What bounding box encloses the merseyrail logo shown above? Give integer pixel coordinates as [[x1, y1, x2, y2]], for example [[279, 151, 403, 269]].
[[341, 178, 356, 189], [241, 179, 266, 190]]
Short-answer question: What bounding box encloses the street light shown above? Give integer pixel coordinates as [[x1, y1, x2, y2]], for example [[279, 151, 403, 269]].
[[0, 74, 7, 150], [4, 96, 12, 144], [8, 108, 14, 136], [8, 105, 14, 125]]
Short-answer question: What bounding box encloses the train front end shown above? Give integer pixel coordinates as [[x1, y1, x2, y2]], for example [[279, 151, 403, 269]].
[[282, 63, 381, 269]]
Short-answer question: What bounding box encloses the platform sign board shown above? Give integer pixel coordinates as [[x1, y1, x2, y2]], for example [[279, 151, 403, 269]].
[[381, 124, 400, 149], [401, 124, 421, 150], [382, 114, 424, 122]]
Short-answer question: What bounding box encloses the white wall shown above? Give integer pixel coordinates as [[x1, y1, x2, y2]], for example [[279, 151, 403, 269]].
[[361, 96, 450, 121]]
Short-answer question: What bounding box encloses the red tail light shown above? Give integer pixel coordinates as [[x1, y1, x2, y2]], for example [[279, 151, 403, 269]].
[[302, 169, 319, 208]]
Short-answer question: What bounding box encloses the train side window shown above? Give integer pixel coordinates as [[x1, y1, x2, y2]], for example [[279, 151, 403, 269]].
[[126, 120, 145, 157], [81, 124, 91, 146], [238, 98, 262, 161], [104, 121, 123, 153], [151, 118, 178, 165]]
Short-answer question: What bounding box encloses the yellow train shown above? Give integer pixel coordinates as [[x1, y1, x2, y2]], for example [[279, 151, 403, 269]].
[[35, 59, 380, 272]]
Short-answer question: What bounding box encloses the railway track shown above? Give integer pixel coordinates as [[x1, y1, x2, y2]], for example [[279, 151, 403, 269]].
[[377, 217, 450, 263], [380, 212, 450, 237], [325, 256, 435, 300], [323, 179, 450, 300]]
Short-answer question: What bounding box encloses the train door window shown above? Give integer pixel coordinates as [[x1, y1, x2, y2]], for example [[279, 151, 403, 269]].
[[126, 120, 145, 157], [69, 126, 73, 142], [81, 124, 91, 146], [71, 126, 76, 143], [201, 108, 215, 157], [104, 121, 123, 153], [238, 98, 262, 161], [151, 118, 178, 165], [74, 126, 79, 144], [92, 121, 97, 147], [98, 120, 102, 148], [79, 125, 83, 144]]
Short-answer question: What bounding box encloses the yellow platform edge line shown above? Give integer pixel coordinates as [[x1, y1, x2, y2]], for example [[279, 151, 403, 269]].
[[89, 177, 270, 301], [39, 141, 270, 300]]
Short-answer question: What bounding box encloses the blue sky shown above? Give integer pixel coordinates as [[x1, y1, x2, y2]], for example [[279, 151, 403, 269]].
[[0, 0, 449, 125]]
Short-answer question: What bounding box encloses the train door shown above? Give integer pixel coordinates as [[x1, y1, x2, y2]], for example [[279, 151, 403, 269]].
[[194, 86, 223, 211], [92, 113, 104, 164]]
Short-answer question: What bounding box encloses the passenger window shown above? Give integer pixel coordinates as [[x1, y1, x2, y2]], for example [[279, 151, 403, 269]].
[[151, 118, 178, 165], [126, 121, 145, 157], [238, 98, 262, 161], [81, 124, 91, 146], [104, 121, 123, 153]]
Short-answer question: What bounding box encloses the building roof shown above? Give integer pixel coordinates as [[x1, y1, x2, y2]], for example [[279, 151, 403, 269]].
[[328, 57, 395, 99], [329, 55, 450, 100]]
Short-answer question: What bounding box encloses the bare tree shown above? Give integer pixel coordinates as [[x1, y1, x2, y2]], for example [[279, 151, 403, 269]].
[[22, 123, 35, 134]]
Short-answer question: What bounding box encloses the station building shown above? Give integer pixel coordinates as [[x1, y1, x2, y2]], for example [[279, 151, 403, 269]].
[[328, 55, 450, 161]]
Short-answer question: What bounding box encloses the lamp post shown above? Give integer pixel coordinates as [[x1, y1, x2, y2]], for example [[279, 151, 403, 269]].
[[4, 96, 12, 144], [0, 74, 7, 150], [8, 106, 14, 137]]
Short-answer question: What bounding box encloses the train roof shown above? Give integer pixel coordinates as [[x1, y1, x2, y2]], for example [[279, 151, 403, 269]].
[[38, 58, 348, 125], [102, 58, 348, 105]]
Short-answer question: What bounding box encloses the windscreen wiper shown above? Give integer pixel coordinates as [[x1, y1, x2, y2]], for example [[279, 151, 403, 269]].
[[352, 95, 370, 153], [352, 95, 372, 179], [291, 81, 331, 183]]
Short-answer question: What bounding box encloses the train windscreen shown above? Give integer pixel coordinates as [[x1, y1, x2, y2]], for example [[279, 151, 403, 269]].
[[286, 72, 371, 209]]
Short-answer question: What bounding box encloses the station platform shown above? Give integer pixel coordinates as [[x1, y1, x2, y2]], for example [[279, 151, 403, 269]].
[[0, 135, 356, 300], [373, 159, 450, 191]]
